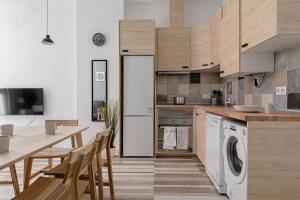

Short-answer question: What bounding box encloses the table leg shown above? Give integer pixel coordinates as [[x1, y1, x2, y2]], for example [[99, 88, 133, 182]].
[[75, 132, 83, 147], [23, 158, 33, 190], [9, 164, 20, 196]]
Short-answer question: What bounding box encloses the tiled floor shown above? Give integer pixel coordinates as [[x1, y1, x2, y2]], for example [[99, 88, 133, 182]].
[[0, 157, 228, 200]]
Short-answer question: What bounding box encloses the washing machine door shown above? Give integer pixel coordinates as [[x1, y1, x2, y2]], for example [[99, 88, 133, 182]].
[[223, 131, 247, 184]]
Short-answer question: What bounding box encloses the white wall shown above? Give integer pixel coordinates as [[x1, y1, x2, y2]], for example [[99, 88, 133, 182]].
[[0, 0, 77, 126], [184, 0, 222, 27], [125, 0, 222, 27], [76, 0, 124, 147], [125, 0, 169, 27]]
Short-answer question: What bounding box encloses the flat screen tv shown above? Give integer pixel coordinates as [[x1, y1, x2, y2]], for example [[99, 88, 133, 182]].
[[0, 88, 44, 115]]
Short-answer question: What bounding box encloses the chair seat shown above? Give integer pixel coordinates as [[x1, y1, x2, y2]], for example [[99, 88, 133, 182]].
[[31, 148, 73, 159], [14, 177, 63, 200], [44, 159, 68, 178], [45, 157, 108, 178]]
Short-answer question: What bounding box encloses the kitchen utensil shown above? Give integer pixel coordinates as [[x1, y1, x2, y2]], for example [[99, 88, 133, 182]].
[[174, 96, 185, 105]]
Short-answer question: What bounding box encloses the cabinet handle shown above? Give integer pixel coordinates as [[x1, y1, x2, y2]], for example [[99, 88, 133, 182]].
[[220, 71, 225, 74], [122, 49, 129, 52], [241, 43, 249, 48], [182, 66, 189, 69], [210, 62, 214, 65], [196, 113, 199, 116], [202, 64, 209, 67]]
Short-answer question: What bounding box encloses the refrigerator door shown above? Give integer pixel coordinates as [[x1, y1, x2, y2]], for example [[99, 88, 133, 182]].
[[123, 116, 154, 157], [123, 56, 154, 116]]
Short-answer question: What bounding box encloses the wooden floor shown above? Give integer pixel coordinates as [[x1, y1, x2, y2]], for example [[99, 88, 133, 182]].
[[0, 157, 228, 200]]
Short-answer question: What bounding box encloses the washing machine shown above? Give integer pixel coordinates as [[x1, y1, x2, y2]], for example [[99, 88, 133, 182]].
[[223, 120, 247, 200]]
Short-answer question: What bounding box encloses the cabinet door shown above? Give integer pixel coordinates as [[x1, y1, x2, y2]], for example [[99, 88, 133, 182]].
[[195, 108, 206, 164], [191, 22, 211, 70], [157, 27, 191, 71], [220, 0, 240, 77], [241, 0, 277, 52], [120, 20, 155, 55], [210, 8, 222, 67]]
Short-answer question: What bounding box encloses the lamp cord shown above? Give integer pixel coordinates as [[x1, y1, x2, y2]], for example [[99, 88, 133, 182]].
[[46, 0, 49, 34]]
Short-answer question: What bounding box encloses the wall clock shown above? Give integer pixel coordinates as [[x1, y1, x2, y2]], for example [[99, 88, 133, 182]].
[[92, 33, 105, 46]]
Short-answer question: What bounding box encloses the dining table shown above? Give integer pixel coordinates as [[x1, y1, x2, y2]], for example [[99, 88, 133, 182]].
[[0, 124, 90, 197]]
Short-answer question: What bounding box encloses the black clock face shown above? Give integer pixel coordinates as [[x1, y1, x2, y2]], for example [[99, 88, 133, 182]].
[[92, 33, 105, 46]]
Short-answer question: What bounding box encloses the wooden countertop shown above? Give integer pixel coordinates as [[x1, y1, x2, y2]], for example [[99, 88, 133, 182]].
[[156, 104, 300, 121]]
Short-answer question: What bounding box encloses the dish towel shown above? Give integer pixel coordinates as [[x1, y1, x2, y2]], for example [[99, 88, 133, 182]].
[[163, 127, 177, 150], [176, 127, 189, 150]]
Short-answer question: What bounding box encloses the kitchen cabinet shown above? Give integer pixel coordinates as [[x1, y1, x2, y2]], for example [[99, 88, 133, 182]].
[[220, 0, 240, 77], [210, 8, 222, 67], [191, 22, 211, 70], [120, 20, 155, 55], [220, 0, 274, 77], [241, 0, 300, 52], [194, 108, 206, 164], [157, 27, 191, 71]]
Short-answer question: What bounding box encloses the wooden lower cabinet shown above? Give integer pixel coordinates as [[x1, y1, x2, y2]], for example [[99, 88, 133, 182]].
[[194, 108, 206, 164]]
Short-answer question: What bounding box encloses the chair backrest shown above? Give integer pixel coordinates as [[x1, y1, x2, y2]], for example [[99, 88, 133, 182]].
[[46, 120, 79, 126], [95, 127, 112, 154], [64, 137, 96, 187]]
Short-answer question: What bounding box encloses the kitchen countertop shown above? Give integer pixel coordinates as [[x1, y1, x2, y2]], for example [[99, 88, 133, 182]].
[[156, 104, 300, 121]]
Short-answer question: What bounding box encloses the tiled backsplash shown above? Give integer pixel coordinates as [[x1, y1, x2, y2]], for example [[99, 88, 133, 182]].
[[157, 45, 300, 108], [224, 44, 300, 109], [156, 73, 221, 104]]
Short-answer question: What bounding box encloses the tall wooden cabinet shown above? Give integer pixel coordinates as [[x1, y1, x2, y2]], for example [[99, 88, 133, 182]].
[[210, 8, 222, 67], [191, 22, 211, 70], [157, 27, 191, 71], [119, 20, 155, 55], [241, 0, 300, 52], [220, 0, 240, 77]]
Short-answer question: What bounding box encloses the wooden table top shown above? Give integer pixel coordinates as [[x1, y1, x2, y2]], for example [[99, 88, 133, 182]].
[[0, 125, 89, 170], [156, 104, 300, 121]]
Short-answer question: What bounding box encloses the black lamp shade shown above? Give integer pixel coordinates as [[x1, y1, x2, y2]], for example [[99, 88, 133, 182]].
[[42, 34, 54, 45]]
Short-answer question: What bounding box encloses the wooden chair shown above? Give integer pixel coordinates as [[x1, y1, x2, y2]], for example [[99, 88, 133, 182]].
[[94, 127, 115, 200], [14, 137, 96, 200], [44, 127, 115, 200], [24, 120, 79, 189]]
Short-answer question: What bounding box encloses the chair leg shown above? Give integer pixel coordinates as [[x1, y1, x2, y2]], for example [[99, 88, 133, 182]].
[[97, 154, 104, 200], [88, 164, 96, 200], [106, 150, 115, 200], [9, 164, 20, 196], [23, 157, 33, 189]]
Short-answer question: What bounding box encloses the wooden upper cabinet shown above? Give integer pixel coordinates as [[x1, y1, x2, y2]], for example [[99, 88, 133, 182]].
[[220, 0, 240, 77], [191, 22, 211, 70], [241, 0, 300, 52], [157, 27, 191, 71], [119, 20, 155, 55], [210, 8, 222, 67]]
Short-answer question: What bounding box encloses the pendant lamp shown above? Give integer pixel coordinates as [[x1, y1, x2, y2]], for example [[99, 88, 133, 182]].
[[42, 0, 54, 45]]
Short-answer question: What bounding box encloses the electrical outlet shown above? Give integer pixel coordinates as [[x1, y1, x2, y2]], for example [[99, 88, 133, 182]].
[[203, 94, 211, 99], [276, 86, 287, 95]]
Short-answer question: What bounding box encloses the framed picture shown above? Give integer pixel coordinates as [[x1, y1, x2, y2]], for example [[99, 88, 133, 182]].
[[92, 60, 107, 122]]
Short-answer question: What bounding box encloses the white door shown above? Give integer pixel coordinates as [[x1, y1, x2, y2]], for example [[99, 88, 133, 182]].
[[123, 56, 154, 116], [123, 116, 154, 157]]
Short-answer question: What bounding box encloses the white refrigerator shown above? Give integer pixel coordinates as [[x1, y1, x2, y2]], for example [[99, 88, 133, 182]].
[[123, 56, 154, 157]]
